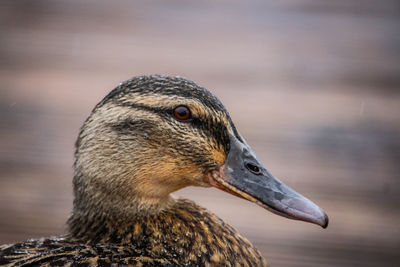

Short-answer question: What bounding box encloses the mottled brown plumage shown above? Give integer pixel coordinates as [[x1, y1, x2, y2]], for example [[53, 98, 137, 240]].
[[1, 199, 265, 266], [1, 75, 328, 266], [0, 75, 267, 266]]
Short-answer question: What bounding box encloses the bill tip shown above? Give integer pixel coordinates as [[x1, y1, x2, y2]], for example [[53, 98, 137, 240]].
[[321, 214, 329, 229]]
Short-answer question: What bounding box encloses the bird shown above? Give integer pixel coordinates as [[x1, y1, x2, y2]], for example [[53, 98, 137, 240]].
[[0, 75, 328, 266]]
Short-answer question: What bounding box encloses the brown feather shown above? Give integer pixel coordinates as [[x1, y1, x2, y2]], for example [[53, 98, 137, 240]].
[[0, 75, 268, 266]]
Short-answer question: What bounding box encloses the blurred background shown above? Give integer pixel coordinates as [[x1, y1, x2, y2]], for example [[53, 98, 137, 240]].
[[0, 0, 399, 266]]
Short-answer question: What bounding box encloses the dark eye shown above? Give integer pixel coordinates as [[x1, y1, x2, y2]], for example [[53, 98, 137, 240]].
[[173, 105, 191, 121]]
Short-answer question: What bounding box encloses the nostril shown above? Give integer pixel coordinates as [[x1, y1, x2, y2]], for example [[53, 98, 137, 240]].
[[245, 162, 261, 175]]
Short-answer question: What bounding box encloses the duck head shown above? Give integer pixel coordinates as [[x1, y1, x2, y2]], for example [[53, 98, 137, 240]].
[[73, 75, 328, 228]]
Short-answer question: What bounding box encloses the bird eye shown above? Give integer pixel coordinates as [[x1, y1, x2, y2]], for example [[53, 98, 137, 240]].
[[173, 105, 191, 121]]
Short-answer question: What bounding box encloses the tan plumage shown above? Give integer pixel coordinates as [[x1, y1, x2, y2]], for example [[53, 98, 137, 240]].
[[0, 75, 267, 266], [1, 200, 265, 266], [1, 74, 328, 266]]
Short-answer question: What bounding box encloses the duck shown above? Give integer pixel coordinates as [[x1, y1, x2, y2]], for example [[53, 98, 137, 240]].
[[0, 75, 328, 266]]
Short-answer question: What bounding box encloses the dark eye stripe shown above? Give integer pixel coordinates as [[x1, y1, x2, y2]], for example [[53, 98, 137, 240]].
[[117, 101, 231, 152], [118, 102, 170, 114]]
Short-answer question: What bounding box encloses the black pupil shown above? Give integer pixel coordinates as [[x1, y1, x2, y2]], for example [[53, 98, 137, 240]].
[[177, 108, 187, 117]]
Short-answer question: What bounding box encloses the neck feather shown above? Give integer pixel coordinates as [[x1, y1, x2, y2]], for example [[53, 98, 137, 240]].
[[67, 192, 177, 243], [66, 198, 266, 266]]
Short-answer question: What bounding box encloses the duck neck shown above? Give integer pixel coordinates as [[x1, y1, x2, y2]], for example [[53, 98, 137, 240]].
[[67, 198, 267, 266], [67, 171, 179, 243], [67, 195, 177, 244]]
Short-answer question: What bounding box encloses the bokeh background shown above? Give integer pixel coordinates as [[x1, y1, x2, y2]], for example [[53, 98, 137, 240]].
[[1, 1, 399, 266]]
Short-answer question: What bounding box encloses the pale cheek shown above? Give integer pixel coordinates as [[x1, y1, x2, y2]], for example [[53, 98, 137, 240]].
[[212, 149, 226, 166], [134, 160, 204, 196]]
